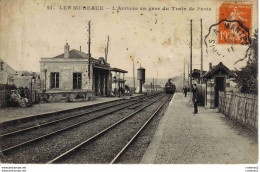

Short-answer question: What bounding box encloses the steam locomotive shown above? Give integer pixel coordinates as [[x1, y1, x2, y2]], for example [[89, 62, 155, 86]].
[[165, 79, 176, 94]]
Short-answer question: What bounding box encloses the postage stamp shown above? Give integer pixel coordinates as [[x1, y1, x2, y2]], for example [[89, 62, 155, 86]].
[[218, 3, 252, 45]]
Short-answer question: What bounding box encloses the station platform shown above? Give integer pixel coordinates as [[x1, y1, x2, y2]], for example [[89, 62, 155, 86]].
[[141, 92, 258, 164], [0, 94, 141, 123]]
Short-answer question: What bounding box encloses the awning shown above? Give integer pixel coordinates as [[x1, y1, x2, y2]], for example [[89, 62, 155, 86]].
[[110, 67, 128, 73], [113, 78, 126, 83], [93, 65, 111, 71]]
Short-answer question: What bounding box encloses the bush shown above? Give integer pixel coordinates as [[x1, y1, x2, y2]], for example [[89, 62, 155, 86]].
[[234, 30, 258, 94]]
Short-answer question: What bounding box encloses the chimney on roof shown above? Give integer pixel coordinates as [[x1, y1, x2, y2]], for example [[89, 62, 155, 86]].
[[80, 46, 81, 52], [64, 43, 70, 58], [209, 63, 212, 70]]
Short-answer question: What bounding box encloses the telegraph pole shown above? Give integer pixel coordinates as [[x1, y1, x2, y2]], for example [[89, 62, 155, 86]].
[[88, 21, 91, 79], [183, 62, 185, 87], [187, 62, 189, 87], [190, 19, 193, 91], [200, 18, 203, 84], [153, 77, 154, 91], [133, 62, 135, 93], [105, 35, 110, 62]]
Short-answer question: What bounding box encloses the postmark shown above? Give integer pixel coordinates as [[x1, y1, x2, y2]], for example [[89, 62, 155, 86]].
[[218, 3, 252, 45], [204, 19, 250, 58], [204, 3, 252, 59]]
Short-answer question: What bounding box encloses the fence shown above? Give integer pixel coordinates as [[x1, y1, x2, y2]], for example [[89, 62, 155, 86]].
[[218, 91, 258, 131]]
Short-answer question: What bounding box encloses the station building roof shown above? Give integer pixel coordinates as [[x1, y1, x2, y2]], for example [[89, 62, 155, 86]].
[[53, 49, 91, 59], [41, 44, 128, 73]]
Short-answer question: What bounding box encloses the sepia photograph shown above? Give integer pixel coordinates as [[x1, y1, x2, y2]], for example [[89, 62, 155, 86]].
[[0, 0, 258, 171]]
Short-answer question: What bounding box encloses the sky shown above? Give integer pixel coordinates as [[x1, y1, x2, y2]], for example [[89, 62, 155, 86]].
[[0, 0, 258, 79]]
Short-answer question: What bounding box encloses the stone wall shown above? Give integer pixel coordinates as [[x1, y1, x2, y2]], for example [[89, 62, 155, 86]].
[[39, 90, 95, 103]]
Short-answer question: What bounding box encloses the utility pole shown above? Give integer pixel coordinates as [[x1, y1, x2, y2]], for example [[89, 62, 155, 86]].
[[153, 77, 154, 91], [105, 35, 110, 62], [187, 62, 189, 87], [156, 70, 158, 91], [190, 19, 193, 92], [155, 78, 157, 91], [183, 62, 185, 87], [88, 21, 91, 79], [133, 62, 135, 93], [200, 18, 203, 84]]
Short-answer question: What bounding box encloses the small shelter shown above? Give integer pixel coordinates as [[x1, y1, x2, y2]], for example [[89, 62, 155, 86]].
[[111, 68, 127, 97], [202, 62, 236, 108]]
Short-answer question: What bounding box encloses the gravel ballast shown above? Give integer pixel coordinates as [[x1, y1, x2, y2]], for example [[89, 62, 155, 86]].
[[1, 93, 166, 163], [55, 95, 171, 163]]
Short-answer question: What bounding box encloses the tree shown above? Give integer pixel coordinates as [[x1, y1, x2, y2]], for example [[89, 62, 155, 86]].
[[234, 29, 258, 94]]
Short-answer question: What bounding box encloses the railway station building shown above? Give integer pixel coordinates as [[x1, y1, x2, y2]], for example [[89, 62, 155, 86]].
[[40, 43, 127, 102]]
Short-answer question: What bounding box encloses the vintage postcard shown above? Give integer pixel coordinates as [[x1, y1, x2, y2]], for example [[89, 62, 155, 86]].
[[0, 0, 258, 171]]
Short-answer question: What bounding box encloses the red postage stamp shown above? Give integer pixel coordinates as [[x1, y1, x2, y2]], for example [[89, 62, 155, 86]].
[[218, 3, 252, 45]]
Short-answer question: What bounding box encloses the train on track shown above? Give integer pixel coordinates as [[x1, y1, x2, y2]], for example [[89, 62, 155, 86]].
[[165, 79, 176, 94]]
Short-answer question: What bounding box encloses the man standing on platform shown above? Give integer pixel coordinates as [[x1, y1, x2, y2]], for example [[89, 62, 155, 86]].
[[192, 84, 199, 114], [183, 85, 188, 97]]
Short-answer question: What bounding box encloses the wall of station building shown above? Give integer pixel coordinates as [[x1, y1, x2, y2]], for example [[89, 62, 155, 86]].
[[39, 60, 114, 102], [40, 61, 93, 92]]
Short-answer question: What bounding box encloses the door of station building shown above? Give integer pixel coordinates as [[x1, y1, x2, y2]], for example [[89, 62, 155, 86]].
[[94, 70, 99, 96], [100, 72, 104, 96], [94, 68, 108, 97], [214, 77, 225, 107]]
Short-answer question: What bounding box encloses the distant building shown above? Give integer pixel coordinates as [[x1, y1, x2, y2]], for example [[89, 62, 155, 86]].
[[40, 43, 127, 101], [0, 58, 16, 85], [0, 58, 40, 89], [9, 72, 40, 89], [136, 84, 163, 92], [154, 85, 163, 91]]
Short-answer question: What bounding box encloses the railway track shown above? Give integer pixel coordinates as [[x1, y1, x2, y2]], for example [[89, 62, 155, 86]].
[[0, 93, 162, 154], [0, 93, 156, 135], [110, 95, 172, 164], [48, 94, 172, 164], [0, 92, 171, 163]]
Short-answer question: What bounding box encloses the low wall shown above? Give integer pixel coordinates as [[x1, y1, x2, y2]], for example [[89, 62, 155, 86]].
[[218, 91, 258, 131], [39, 90, 95, 103]]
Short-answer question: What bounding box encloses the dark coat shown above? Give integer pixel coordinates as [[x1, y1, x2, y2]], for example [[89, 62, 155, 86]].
[[192, 87, 199, 102]]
